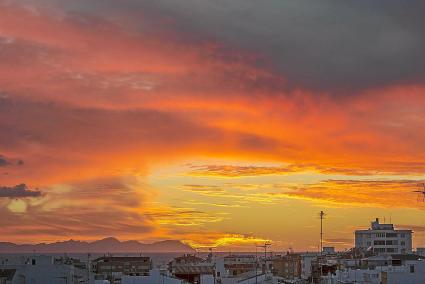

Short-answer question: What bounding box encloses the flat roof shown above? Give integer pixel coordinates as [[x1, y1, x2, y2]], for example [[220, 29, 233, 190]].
[[355, 229, 412, 233]]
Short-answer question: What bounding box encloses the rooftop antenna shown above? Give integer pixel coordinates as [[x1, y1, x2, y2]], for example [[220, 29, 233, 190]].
[[319, 211, 326, 255], [414, 183, 425, 202], [318, 211, 326, 282], [256, 243, 272, 274], [208, 247, 215, 260]]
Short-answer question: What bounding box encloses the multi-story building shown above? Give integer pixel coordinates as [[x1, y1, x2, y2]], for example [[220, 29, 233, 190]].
[[300, 253, 318, 280], [92, 256, 151, 281], [0, 255, 80, 284], [272, 253, 301, 279], [322, 256, 425, 284], [168, 254, 214, 284], [222, 255, 257, 277], [122, 269, 185, 284], [355, 218, 412, 254]]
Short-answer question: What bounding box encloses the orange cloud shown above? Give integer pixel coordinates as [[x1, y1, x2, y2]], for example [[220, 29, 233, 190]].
[[2, 1, 425, 248], [2, 1, 425, 185], [187, 165, 297, 177], [0, 176, 234, 244], [185, 163, 403, 178], [176, 232, 271, 250], [0, 176, 158, 242], [281, 179, 425, 209]]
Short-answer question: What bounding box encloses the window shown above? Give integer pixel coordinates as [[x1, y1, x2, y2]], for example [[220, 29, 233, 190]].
[[401, 241, 405, 246], [374, 248, 386, 253], [374, 240, 385, 245], [386, 233, 398, 238], [410, 265, 415, 273]]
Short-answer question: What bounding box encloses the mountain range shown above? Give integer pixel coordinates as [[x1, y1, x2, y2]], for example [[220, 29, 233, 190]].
[[0, 237, 195, 253]]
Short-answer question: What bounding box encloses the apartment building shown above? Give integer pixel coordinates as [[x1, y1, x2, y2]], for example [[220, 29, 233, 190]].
[[272, 253, 301, 279], [355, 218, 412, 254], [92, 256, 151, 280]]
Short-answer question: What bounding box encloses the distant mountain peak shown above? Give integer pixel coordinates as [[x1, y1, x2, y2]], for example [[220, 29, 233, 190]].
[[0, 238, 195, 253], [93, 237, 120, 243]]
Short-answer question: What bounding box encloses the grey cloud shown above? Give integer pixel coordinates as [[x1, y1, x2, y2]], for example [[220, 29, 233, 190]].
[[0, 155, 10, 167], [148, 0, 425, 91], [23, 0, 425, 91], [0, 154, 24, 167], [0, 184, 42, 198]]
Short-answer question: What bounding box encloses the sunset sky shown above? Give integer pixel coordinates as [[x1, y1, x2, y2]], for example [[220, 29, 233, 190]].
[[1, 0, 425, 252]]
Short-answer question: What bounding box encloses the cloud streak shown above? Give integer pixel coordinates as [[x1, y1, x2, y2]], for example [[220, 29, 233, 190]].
[[282, 179, 425, 209]]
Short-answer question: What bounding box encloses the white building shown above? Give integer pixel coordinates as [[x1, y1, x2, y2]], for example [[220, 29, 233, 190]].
[[355, 218, 412, 254], [0, 255, 79, 284], [416, 247, 425, 257], [300, 253, 318, 280], [322, 259, 425, 284], [321, 268, 381, 284], [214, 255, 257, 278], [121, 269, 185, 284], [382, 259, 425, 283]]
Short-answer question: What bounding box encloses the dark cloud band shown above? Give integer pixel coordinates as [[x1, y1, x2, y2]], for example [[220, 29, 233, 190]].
[[0, 184, 42, 198]]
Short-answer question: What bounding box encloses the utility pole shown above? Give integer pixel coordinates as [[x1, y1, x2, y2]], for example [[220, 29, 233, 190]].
[[256, 243, 271, 275], [109, 253, 112, 283], [319, 211, 325, 255], [318, 210, 326, 283], [255, 246, 258, 284], [87, 253, 91, 284]]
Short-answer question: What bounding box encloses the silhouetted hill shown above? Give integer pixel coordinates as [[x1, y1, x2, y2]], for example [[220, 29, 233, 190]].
[[0, 237, 195, 253]]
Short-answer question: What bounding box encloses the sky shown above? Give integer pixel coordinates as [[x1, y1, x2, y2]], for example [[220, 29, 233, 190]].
[[1, 0, 425, 252]]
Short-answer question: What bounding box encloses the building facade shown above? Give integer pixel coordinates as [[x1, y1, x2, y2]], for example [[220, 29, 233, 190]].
[[168, 255, 214, 284], [355, 218, 412, 254], [272, 253, 301, 279], [0, 255, 79, 284], [92, 256, 151, 281], [416, 247, 425, 257], [222, 255, 257, 277]]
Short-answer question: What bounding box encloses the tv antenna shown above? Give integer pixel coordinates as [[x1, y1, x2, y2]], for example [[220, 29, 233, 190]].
[[318, 211, 326, 255], [207, 247, 215, 260], [257, 242, 272, 257], [414, 183, 425, 202], [256, 242, 272, 273]]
